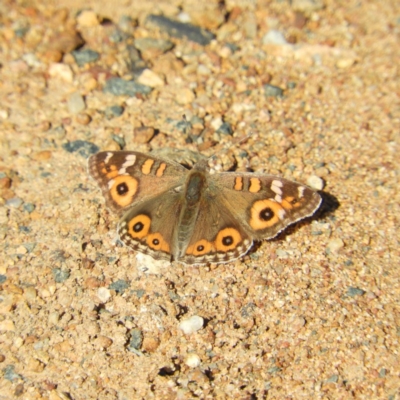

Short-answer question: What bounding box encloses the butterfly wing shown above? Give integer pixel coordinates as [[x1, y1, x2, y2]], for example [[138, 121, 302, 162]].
[[178, 195, 254, 265], [179, 172, 321, 265], [118, 191, 184, 262], [88, 151, 187, 215], [210, 172, 322, 240]]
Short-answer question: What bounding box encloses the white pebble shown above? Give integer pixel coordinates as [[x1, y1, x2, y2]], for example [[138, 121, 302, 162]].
[[0, 109, 9, 119], [307, 175, 324, 190], [179, 316, 204, 334], [327, 238, 344, 253], [49, 63, 74, 82], [48, 311, 60, 325], [185, 353, 201, 368], [262, 30, 288, 45], [77, 10, 99, 27], [97, 287, 111, 303], [137, 69, 164, 87], [67, 92, 86, 114]]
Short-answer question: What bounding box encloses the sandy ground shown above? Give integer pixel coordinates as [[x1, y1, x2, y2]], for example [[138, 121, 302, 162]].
[[0, 0, 399, 398]]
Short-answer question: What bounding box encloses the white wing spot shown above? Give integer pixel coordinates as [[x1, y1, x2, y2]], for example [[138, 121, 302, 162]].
[[271, 180, 283, 195], [104, 152, 113, 164], [272, 180, 283, 187], [275, 194, 282, 203], [122, 155, 137, 168], [108, 179, 115, 189], [298, 186, 305, 198]]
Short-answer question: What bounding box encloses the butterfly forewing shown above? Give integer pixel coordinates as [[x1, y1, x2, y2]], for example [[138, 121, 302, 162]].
[[88, 151, 186, 215]]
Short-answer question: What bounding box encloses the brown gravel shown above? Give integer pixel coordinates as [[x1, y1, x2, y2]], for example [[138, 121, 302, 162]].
[[0, 0, 399, 399]]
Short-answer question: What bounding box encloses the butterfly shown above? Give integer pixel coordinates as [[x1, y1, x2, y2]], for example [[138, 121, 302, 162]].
[[88, 150, 322, 265]]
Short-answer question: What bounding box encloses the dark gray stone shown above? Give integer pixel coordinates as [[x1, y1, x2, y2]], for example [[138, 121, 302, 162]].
[[103, 77, 152, 96], [72, 49, 100, 67], [146, 14, 215, 45], [62, 140, 99, 158]]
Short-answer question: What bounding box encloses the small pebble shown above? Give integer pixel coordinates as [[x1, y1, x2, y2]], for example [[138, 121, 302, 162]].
[[118, 15, 136, 34], [67, 92, 86, 114], [50, 30, 84, 54], [129, 329, 143, 351], [133, 126, 155, 144], [77, 10, 99, 27], [0, 320, 15, 331], [197, 64, 211, 76], [264, 84, 284, 98], [3, 365, 22, 381], [292, 0, 324, 13], [134, 38, 174, 54], [13, 337, 24, 349], [175, 88, 195, 105], [105, 105, 124, 119], [72, 49, 100, 67], [103, 77, 152, 97], [108, 279, 130, 294], [146, 14, 215, 45], [307, 175, 324, 190], [347, 287, 366, 297], [49, 63, 74, 82], [326, 374, 339, 383], [24, 203, 36, 214], [142, 337, 160, 353], [136, 69, 164, 87], [48, 312, 60, 325], [75, 113, 92, 125], [185, 354, 201, 368], [95, 335, 113, 349], [336, 58, 356, 69], [276, 249, 289, 258], [52, 268, 70, 283], [326, 238, 345, 253], [216, 122, 233, 136], [262, 30, 288, 45], [27, 358, 44, 373], [62, 140, 99, 157], [0, 109, 9, 119], [6, 198, 23, 208], [179, 316, 204, 334], [97, 287, 111, 303], [0, 176, 11, 189], [111, 133, 126, 148]]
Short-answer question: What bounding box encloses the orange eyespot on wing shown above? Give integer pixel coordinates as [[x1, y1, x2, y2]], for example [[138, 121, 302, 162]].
[[128, 214, 151, 239], [249, 199, 285, 230], [146, 232, 170, 252], [109, 176, 139, 207], [214, 228, 242, 252], [186, 239, 214, 256]]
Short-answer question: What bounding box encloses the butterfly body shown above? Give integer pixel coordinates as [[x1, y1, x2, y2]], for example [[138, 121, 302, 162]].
[[89, 151, 322, 265]]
